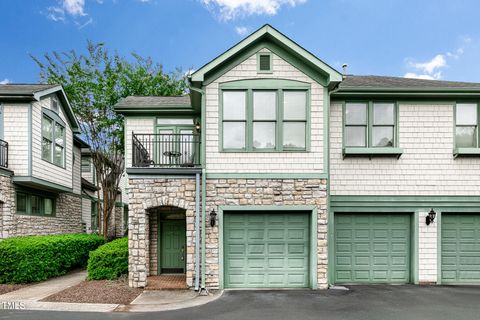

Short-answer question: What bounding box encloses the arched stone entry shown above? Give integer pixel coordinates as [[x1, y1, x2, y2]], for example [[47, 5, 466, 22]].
[[128, 194, 196, 288]]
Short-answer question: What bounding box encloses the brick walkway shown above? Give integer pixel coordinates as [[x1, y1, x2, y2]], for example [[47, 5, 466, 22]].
[[146, 275, 188, 290]]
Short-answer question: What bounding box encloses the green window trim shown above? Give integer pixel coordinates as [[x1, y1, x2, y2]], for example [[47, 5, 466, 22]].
[[219, 79, 311, 153], [91, 200, 98, 231], [41, 110, 66, 168], [257, 52, 273, 74], [454, 102, 480, 157], [16, 190, 56, 217], [342, 101, 399, 157], [81, 156, 91, 172]]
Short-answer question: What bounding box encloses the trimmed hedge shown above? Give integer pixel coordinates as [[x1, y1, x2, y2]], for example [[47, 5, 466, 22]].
[[0, 234, 104, 284], [87, 237, 128, 280]]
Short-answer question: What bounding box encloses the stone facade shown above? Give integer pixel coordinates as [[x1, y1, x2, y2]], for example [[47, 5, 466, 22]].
[[127, 176, 328, 289], [13, 193, 83, 237], [0, 172, 15, 238], [128, 178, 197, 288], [0, 181, 83, 239], [204, 178, 328, 289]]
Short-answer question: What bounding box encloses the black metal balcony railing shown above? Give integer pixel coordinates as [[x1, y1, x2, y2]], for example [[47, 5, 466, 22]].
[[132, 133, 201, 168], [0, 139, 7, 168]]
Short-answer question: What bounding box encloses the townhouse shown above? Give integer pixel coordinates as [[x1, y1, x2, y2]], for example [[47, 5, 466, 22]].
[[0, 84, 127, 239], [117, 25, 480, 290]]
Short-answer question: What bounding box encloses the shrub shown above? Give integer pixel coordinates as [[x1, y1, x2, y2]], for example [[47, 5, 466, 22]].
[[0, 234, 104, 284], [87, 237, 128, 280]]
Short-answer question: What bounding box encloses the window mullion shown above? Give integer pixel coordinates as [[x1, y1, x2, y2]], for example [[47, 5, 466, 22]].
[[246, 89, 253, 151], [368, 101, 373, 147], [278, 89, 283, 152]]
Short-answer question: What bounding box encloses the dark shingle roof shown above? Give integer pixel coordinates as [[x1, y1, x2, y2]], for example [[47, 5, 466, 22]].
[[0, 84, 59, 95], [339, 75, 480, 90], [115, 96, 191, 108]]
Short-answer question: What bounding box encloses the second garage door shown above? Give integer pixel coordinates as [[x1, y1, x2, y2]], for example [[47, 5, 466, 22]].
[[441, 213, 480, 284], [334, 213, 411, 284], [224, 212, 310, 288]]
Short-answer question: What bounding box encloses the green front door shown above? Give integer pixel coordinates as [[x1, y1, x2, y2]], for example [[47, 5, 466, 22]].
[[160, 220, 186, 273], [224, 212, 310, 288], [334, 213, 411, 284], [441, 213, 480, 283]]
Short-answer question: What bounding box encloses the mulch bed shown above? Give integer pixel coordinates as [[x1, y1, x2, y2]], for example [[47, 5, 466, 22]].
[[42, 277, 142, 305], [0, 284, 30, 295]]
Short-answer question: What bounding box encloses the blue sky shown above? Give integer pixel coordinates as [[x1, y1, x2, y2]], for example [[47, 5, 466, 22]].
[[1, 0, 480, 84]]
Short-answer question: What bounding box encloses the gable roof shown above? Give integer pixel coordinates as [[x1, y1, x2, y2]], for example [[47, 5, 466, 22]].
[[0, 84, 58, 95], [189, 24, 343, 88], [114, 95, 196, 115], [0, 84, 81, 133], [339, 75, 480, 90], [115, 96, 191, 108], [333, 75, 480, 98]]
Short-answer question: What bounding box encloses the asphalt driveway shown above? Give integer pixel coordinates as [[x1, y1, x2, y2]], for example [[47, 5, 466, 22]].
[[1, 285, 480, 320]]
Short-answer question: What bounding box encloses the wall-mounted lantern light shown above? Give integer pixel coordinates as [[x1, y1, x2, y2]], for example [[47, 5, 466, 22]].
[[195, 120, 201, 132], [426, 208, 436, 225], [210, 209, 217, 227]]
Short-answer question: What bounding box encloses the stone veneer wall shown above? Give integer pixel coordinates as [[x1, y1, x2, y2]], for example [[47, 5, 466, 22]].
[[14, 193, 83, 236], [128, 178, 197, 288], [149, 213, 158, 275], [128, 177, 328, 289], [0, 172, 15, 238], [204, 178, 328, 289]]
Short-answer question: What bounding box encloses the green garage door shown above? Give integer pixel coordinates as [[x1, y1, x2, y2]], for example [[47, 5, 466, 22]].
[[441, 214, 480, 284], [224, 212, 310, 288], [334, 213, 411, 284]]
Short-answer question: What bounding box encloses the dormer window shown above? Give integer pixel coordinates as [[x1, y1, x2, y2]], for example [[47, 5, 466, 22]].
[[52, 97, 59, 113], [257, 52, 272, 73]]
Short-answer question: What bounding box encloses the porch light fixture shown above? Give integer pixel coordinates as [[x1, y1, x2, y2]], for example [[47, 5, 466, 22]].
[[195, 120, 201, 132], [210, 209, 217, 227], [426, 208, 436, 226]]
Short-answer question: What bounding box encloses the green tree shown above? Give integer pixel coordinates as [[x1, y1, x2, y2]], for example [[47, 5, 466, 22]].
[[32, 41, 187, 240]]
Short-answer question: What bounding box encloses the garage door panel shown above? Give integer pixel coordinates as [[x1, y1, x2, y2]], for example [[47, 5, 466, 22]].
[[224, 212, 310, 288], [334, 213, 411, 284], [441, 213, 480, 284]]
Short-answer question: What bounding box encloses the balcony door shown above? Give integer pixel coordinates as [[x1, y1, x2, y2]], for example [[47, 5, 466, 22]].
[[155, 126, 196, 167]]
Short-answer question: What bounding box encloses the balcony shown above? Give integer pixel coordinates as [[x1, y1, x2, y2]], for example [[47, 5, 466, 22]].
[[132, 133, 201, 171], [0, 139, 7, 168]]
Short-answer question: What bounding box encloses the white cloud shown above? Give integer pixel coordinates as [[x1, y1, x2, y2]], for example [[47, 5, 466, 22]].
[[235, 26, 248, 35], [201, 0, 307, 20], [403, 72, 436, 80], [404, 36, 472, 81], [0, 79, 10, 85], [411, 54, 446, 74], [63, 0, 86, 16]]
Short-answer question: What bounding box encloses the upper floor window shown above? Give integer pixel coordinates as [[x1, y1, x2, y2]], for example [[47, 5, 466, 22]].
[[344, 101, 396, 148], [51, 97, 59, 113], [42, 113, 65, 167], [222, 89, 308, 152], [455, 103, 478, 148], [81, 156, 91, 172]]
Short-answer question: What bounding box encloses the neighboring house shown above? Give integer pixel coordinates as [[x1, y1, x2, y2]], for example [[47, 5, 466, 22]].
[[117, 24, 480, 290], [78, 135, 127, 238], [0, 84, 127, 239], [0, 84, 84, 238]]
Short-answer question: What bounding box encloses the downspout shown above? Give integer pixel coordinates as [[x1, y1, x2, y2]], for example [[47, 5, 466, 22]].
[[189, 82, 207, 293], [194, 172, 200, 291], [326, 79, 342, 287]]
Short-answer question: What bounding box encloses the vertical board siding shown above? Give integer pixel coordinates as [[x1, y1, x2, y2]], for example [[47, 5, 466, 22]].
[[418, 211, 437, 282], [205, 49, 325, 173], [125, 118, 155, 168], [31, 95, 73, 188], [72, 145, 81, 194], [330, 102, 480, 195], [3, 104, 29, 175]]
